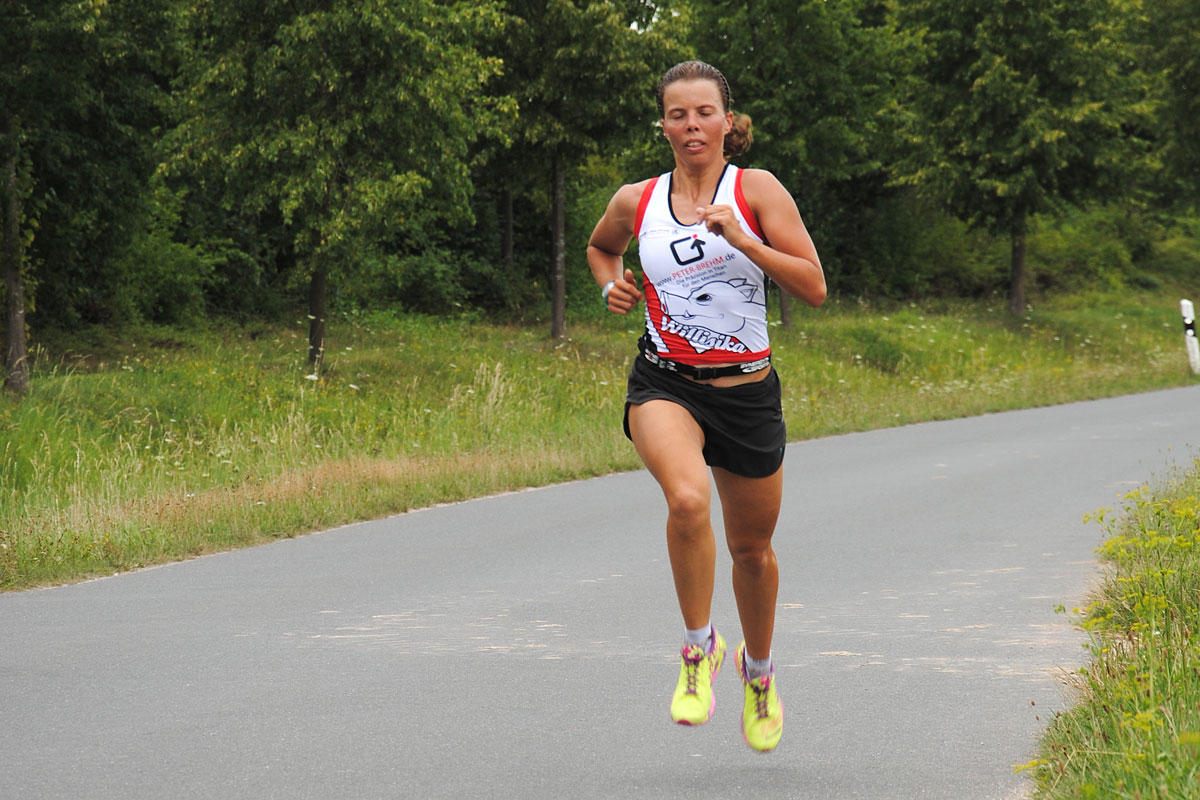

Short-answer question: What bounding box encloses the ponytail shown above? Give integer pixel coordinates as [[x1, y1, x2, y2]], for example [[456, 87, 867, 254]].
[[724, 113, 753, 158]]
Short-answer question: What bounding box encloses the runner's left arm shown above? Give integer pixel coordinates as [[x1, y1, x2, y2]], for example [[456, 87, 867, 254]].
[[696, 170, 825, 307]]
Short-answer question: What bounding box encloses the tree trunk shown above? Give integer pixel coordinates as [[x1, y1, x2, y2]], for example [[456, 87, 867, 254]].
[[3, 148, 29, 395], [778, 290, 792, 329], [1008, 209, 1027, 315], [308, 263, 327, 367], [501, 188, 514, 271], [550, 155, 566, 339]]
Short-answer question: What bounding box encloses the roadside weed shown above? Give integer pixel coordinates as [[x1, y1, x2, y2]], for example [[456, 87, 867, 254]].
[[1024, 469, 1200, 797]]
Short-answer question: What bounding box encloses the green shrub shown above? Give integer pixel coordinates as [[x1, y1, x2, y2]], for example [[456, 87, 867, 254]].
[[1027, 213, 1132, 295], [1145, 235, 1200, 288], [337, 247, 536, 317], [110, 185, 216, 325]]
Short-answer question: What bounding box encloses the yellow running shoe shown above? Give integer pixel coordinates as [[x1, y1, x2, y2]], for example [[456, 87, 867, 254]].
[[670, 629, 726, 725], [736, 642, 783, 752]]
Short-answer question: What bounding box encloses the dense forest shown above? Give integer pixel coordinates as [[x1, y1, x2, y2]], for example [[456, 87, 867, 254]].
[[3, 0, 1199, 394]]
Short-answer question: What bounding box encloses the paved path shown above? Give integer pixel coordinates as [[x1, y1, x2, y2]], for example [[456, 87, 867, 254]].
[[3, 386, 1199, 799]]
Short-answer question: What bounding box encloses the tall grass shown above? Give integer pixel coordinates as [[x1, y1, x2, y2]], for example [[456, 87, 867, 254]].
[[1021, 465, 1200, 798], [1, 289, 1196, 591]]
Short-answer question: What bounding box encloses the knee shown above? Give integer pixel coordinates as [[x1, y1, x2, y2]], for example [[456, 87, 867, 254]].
[[729, 540, 774, 572], [664, 485, 710, 531]]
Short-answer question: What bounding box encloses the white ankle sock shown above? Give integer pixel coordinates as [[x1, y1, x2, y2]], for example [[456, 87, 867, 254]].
[[685, 623, 712, 651], [744, 651, 772, 679]]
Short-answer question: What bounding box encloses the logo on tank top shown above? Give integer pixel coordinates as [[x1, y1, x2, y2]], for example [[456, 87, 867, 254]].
[[658, 278, 765, 353], [669, 234, 707, 266]]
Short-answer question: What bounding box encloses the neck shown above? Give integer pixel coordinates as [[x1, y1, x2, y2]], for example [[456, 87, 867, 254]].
[[672, 159, 729, 204]]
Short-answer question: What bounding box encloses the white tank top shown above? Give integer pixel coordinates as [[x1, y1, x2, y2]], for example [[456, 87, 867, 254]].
[[634, 164, 769, 365]]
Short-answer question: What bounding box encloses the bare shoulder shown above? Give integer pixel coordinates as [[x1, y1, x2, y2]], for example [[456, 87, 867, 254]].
[[590, 178, 657, 249], [599, 178, 657, 230], [610, 178, 655, 213], [739, 168, 793, 202]]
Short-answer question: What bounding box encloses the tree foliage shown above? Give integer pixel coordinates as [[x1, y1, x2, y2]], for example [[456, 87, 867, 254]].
[[3, 0, 1197, 387], [2, 0, 174, 392], [497, 0, 678, 337], [895, 0, 1153, 312], [170, 0, 514, 361], [685, 0, 917, 298], [1133, 0, 1200, 206]]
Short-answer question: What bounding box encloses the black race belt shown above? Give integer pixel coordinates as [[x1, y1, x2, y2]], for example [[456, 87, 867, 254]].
[[638, 335, 770, 380]]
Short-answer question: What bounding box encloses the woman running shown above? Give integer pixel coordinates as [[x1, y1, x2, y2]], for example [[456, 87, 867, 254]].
[[586, 60, 825, 752]]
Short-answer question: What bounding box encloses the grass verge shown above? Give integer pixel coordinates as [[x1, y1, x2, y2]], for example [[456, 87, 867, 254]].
[[1021, 463, 1200, 798], [1, 288, 1197, 591]]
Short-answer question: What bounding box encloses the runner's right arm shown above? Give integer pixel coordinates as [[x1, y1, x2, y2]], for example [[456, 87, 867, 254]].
[[588, 182, 647, 315]]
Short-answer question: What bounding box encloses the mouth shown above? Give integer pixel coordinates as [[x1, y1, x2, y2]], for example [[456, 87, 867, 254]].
[[683, 139, 706, 154]]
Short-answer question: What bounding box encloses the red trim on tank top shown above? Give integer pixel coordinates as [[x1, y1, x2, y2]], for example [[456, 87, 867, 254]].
[[733, 168, 764, 241], [634, 177, 659, 236]]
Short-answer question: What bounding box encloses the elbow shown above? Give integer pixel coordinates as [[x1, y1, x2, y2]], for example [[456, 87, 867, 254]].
[[588, 242, 618, 260], [799, 273, 826, 307], [808, 281, 827, 308], [779, 258, 825, 307]]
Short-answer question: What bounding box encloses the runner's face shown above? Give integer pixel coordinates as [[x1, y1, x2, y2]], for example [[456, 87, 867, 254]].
[[660, 79, 733, 164]]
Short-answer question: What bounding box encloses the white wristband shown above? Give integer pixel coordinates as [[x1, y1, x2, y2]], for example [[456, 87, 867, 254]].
[[601, 280, 615, 303]]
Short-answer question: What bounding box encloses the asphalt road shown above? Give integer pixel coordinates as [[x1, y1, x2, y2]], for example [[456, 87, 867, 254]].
[[3, 385, 1199, 799]]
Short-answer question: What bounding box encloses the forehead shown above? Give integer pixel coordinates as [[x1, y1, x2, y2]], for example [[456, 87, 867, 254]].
[[661, 78, 725, 112]]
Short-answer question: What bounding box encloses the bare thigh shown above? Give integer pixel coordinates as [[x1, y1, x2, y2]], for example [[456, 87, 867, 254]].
[[627, 399, 708, 504]]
